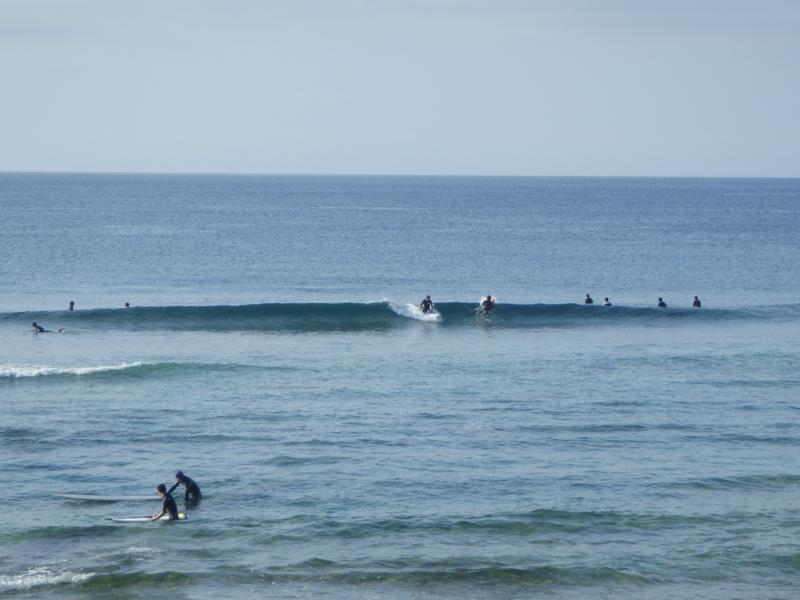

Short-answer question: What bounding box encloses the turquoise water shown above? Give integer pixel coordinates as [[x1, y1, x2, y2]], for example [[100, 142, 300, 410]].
[[1, 174, 799, 598]]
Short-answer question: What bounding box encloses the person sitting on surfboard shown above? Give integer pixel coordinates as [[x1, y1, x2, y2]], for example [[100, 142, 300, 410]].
[[480, 295, 496, 316], [657, 297, 667, 308], [419, 295, 434, 313], [602, 297, 612, 306], [151, 483, 179, 521], [584, 293, 594, 305], [169, 471, 201, 502], [692, 296, 702, 308]]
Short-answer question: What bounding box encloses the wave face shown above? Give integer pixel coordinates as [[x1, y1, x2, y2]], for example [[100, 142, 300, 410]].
[[2, 301, 797, 333], [1, 301, 796, 333]]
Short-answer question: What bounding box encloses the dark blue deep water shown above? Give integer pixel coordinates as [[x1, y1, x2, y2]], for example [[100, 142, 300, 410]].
[[1, 174, 799, 599]]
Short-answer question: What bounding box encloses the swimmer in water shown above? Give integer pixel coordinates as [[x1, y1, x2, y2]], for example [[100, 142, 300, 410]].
[[584, 294, 594, 305], [602, 297, 612, 307], [169, 471, 201, 502], [657, 297, 667, 308], [692, 296, 702, 308]]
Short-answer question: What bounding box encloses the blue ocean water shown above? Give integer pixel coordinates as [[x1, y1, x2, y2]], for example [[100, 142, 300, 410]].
[[1, 174, 799, 599]]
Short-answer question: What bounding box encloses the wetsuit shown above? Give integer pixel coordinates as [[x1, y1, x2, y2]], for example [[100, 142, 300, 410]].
[[658, 300, 667, 308], [481, 299, 495, 315], [585, 296, 593, 304], [420, 299, 432, 313], [161, 492, 178, 519], [32, 323, 45, 333], [169, 476, 201, 501], [693, 299, 702, 308]]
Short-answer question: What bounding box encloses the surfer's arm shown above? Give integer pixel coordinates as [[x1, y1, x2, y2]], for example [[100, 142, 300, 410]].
[[151, 508, 166, 521], [167, 481, 180, 495]]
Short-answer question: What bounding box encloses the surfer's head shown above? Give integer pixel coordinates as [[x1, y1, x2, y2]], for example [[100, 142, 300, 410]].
[[157, 483, 167, 495], [175, 470, 185, 481]]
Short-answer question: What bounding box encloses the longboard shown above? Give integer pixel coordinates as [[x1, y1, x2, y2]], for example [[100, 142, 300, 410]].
[[108, 513, 188, 523], [55, 493, 157, 502]]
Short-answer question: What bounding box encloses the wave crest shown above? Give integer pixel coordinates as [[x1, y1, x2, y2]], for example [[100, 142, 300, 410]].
[[0, 566, 94, 592], [0, 363, 143, 378]]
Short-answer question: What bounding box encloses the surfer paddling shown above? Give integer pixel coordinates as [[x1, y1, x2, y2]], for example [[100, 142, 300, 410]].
[[169, 470, 201, 502], [151, 483, 179, 521], [32, 321, 63, 333]]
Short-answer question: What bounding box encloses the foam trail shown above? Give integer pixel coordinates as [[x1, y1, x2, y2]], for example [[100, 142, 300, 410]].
[[0, 362, 143, 378], [389, 302, 443, 322], [0, 566, 94, 592]]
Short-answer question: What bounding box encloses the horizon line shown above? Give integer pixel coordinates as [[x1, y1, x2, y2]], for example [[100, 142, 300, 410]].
[[1, 169, 799, 180]]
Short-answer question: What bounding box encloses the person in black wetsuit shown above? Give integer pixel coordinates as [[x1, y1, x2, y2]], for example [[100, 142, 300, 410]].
[[602, 297, 612, 307], [479, 295, 496, 316], [69, 301, 74, 311], [151, 483, 179, 521], [419, 295, 433, 313], [693, 296, 702, 308], [584, 294, 594, 305], [169, 470, 201, 502], [32, 322, 45, 333], [657, 297, 667, 308]]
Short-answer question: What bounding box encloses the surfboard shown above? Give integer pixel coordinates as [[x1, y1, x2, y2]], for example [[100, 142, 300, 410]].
[[55, 493, 157, 502], [108, 513, 188, 523]]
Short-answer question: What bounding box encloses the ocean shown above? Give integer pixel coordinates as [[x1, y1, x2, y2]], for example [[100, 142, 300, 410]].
[[1, 173, 799, 599]]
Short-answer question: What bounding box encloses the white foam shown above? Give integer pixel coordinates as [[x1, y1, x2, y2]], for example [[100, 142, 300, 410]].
[[0, 566, 94, 591], [389, 302, 443, 322], [0, 362, 143, 378]]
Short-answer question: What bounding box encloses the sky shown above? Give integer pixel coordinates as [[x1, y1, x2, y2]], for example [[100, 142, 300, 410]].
[[1, 0, 798, 176]]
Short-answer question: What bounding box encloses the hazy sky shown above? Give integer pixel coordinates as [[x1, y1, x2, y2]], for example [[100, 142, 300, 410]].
[[1, 0, 798, 176]]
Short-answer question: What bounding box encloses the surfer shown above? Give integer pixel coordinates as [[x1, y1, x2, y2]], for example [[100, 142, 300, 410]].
[[124, 302, 130, 308], [478, 295, 496, 317], [151, 483, 179, 521], [169, 470, 201, 502], [32, 322, 46, 333], [657, 297, 667, 308], [584, 294, 594, 305], [69, 301, 74, 311], [419, 295, 434, 313], [602, 297, 612, 307], [693, 296, 702, 308]]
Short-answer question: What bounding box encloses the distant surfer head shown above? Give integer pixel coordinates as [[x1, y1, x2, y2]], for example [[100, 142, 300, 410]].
[[175, 470, 185, 481], [124, 302, 130, 308], [157, 483, 167, 495]]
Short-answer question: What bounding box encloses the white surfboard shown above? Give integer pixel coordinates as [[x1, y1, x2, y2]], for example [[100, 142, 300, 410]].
[[55, 493, 158, 502], [108, 513, 188, 523]]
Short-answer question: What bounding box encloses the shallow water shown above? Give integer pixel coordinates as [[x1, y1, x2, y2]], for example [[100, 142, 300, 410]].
[[1, 174, 799, 598]]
